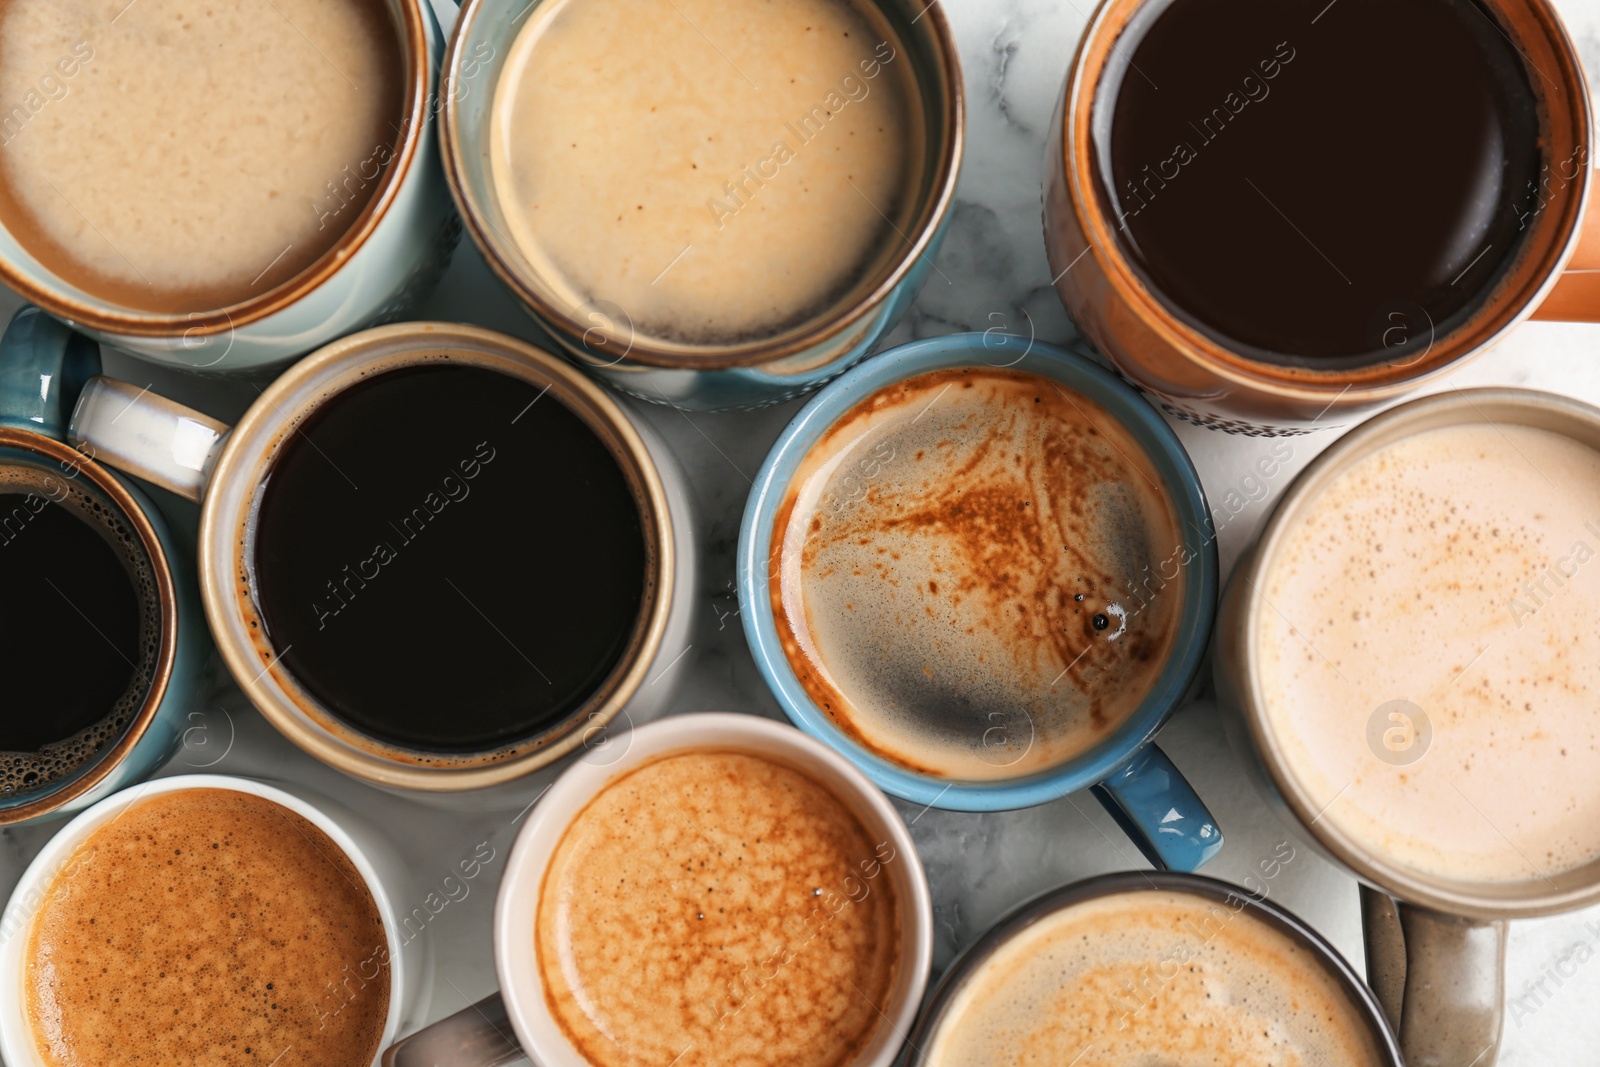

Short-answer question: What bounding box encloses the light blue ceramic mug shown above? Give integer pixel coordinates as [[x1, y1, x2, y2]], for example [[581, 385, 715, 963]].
[[738, 332, 1222, 871], [0, 0, 457, 375], [0, 308, 208, 825]]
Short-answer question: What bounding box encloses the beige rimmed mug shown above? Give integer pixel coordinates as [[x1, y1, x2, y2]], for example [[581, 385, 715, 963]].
[[1215, 388, 1600, 1066], [53, 321, 697, 796]]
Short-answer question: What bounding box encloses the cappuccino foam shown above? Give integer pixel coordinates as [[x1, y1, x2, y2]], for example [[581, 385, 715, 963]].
[[26, 789, 389, 1067], [0, 0, 403, 312], [1259, 422, 1600, 884], [536, 750, 900, 1067], [924, 889, 1385, 1067], [491, 0, 924, 345], [772, 368, 1186, 780]]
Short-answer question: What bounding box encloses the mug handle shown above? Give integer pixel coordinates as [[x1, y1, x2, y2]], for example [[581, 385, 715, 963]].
[[67, 376, 229, 503], [1361, 890, 1507, 1067], [381, 992, 523, 1067], [1089, 742, 1224, 872], [1532, 165, 1600, 322], [0, 306, 101, 438]]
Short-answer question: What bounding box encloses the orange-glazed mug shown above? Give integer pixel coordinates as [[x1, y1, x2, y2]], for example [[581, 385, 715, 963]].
[[1044, 0, 1598, 435]]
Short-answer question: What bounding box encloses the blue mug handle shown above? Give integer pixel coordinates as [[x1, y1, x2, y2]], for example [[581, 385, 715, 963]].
[[1091, 743, 1223, 871], [0, 306, 100, 437]]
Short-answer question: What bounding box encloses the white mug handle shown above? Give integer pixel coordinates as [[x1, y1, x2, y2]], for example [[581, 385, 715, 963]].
[[68, 376, 229, 503]]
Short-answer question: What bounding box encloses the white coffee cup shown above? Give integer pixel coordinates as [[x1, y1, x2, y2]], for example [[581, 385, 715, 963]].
[[0, 774, 432, 1067], [382, 712, 932, 1067]]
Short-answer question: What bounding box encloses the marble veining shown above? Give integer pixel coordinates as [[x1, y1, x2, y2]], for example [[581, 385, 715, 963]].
[[1, 0, 1599, 1063]]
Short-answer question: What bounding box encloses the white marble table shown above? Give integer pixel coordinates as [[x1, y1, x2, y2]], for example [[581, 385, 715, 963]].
[[4, 0, 1600, 1062]]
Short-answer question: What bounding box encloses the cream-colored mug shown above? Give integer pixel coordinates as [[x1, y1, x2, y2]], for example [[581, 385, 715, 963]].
[[1215, 389, 1600, 1066]]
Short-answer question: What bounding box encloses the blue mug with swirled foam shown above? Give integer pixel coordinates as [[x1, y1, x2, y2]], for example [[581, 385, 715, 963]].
[[0, 307, 208, 825], [738, 331, 1222, 871]]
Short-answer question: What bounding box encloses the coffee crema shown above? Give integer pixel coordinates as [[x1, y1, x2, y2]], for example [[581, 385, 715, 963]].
[[0, 465, 160, 797], [771, 368, 1185, 780], [1259, 423, 1600, 884], [924, 889, 1385, 1066], [0, 0, 404, 312], [490, 0, 925, 346], [536, 750, 900, 1067], [26, 789, 389, 1067], [1102, 0, 1540, 364]]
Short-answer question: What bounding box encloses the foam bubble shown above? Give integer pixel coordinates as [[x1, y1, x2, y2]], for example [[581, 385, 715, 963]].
[[772, 368, 1186, 781]]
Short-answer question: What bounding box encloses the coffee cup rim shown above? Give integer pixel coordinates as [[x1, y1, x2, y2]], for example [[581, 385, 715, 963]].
[[439, 0, 965, 371], [736, 331, 1218, 811], [0, 429, 179, 826], [492, 711, 934, 1067], [1055, 0, 1594, 403], [903, 870, 1404, 1065], [197, 322, 678, 792], [0, 773, 412, 1067], [1233, 386, 1600, 918], [0, 0, 436, 341]]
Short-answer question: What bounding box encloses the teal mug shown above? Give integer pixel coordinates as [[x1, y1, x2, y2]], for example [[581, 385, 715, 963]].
[[0, 308, 208, 825], [738, 332, 1222, 871]]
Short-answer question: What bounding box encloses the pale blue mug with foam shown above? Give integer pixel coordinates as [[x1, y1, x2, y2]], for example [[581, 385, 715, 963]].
[[738, 332, 1222, 871]]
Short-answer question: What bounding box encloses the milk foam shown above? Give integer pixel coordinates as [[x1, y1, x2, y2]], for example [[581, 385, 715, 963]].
[[490, 0, 924, 345], [925, 890, 1386, 1067], [536, 751, 900, 1067], [772, 368, 1185, 781], [1259, 423, 1600, 884], [0, 0, 403, 311], [27, 789, 389, 1067]]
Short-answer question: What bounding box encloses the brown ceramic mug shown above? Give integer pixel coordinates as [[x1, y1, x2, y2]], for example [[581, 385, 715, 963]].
[[1044, 0, 1599, 435]]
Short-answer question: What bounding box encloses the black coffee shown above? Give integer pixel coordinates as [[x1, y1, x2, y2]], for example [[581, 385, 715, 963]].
[[252, 365, 648, 753], [0, 469, 156, 795], [1103, 0, 1540, 364]]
